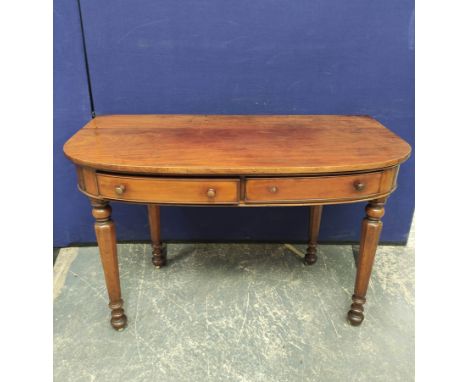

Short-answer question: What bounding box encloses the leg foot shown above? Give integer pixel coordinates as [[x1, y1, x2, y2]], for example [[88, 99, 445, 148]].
[[109, 299, 128, 330], [347, 295, 365, 326], [148, 205, 166, 268], [347, 199, 386, 326], [304, 245, 318, 265], [305, 206, 322, 265], [151, 244, 167, 268], [91, 198, 127, 330]]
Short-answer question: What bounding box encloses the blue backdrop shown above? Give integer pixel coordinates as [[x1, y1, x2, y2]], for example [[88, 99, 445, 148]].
[[54, 0, 414, 247]]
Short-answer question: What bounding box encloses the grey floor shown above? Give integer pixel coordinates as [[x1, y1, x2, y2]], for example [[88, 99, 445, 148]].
[[54, 231, 414, 381]]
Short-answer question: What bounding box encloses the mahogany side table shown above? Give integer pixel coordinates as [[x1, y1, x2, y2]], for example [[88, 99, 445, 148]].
[[64, 115, 411, 330]]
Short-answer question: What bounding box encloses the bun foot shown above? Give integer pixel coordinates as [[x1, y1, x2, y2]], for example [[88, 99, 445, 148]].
[[304, 245, 318, 265], [152, 245, 167, 268], [347, 310, 364, 326], [152, 256, 166, 268], [305, 206, 322, 265], [109, 300, 127, 331], [347, 295, 366, 326], [111, 315, 128, 331], [304, 254, 317, 265]]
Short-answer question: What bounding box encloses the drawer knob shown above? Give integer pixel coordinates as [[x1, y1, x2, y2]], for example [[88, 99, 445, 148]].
[[269, 186, 278, 193], [207, 188, 216, 198], [115, 184, 126, 195], [353, 181, 365, 191]]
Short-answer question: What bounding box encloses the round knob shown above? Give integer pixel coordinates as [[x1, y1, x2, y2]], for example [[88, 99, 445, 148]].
[[269, 186, 278, 193], [353, 181, 365, 191], [207, 188, 216, 198], [115, 184, 126, 195]]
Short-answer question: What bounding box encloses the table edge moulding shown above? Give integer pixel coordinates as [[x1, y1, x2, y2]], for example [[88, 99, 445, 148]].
[[63, 114, 411, 330]]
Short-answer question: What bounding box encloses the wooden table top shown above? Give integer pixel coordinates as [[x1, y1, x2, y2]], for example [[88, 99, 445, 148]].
[[64, 114, 411, 175]]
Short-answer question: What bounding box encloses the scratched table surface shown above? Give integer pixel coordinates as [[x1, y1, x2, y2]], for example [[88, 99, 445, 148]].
[[54, 239, 414, 382]]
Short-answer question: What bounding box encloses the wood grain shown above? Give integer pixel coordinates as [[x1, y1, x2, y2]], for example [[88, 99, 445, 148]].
[[64, 114, 411, 329], [147, 205, 166, 267], [64, 115, 411, 175], [96, 173, 240, 204], [305, 206, 323, 265], [245, 172, 384, 203], [347, 198, 386, 326], [90, 198, 127, 330]]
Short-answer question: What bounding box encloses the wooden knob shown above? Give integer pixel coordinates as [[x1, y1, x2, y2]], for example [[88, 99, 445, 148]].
[[269, 186, 278, 193], [207, 188, 216, 198], [353, 181, 365, 191], [115, 184, 126, 195]]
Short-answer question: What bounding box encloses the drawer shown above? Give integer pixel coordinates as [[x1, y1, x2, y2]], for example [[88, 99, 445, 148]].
[[245, 172, 385, 203], [96, 174, 240, 204]]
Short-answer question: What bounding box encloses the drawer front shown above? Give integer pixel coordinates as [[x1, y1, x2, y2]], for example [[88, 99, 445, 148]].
[[245, 172, 386, 203], [97, 174, 240, 204]]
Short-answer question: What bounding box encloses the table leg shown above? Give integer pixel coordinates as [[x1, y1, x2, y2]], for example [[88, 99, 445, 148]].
[[347, 198, 386, 326], [90, 198, 127, 330], [305, 206, 323, 265], [148, 205, 166, 268]]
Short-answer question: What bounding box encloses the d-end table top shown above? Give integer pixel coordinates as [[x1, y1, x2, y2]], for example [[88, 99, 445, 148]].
[[64, 114, 411, 175]]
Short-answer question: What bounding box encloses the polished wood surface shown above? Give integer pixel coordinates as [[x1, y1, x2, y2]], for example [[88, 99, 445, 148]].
[[96, 174, 240, 204], [90, 198, 127, 330], [347, 198, 386, 326], [305, 206, 323, 265], [64, 114, 411, 329], [78, 166, 398, 207], [245, 170, 389, 204], [147, 205, 166, 267], [64, 115, 411, 175]]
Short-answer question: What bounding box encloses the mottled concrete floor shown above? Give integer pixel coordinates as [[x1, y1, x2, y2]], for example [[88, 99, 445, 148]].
[[54, 238, 414, 382]]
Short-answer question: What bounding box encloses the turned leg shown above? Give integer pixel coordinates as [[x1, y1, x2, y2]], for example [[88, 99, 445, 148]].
[[347, 198, 386, 326], [91, 198, 127, 330], [148, 204, 166, 268], [305, 205, 323, 265]]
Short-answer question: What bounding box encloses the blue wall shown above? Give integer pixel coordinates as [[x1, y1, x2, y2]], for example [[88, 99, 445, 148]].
[[54, 0, 414, 247]]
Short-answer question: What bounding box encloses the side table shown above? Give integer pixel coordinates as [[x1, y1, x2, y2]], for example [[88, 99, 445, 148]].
[[64, 115, 411, 330]]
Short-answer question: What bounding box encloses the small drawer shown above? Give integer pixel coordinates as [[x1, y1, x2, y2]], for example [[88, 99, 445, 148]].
[[245, 172, 385, 203], [96, 174, 240, 204]]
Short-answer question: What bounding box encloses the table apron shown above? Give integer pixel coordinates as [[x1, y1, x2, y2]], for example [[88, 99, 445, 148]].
[[76, 166, 399, 206]]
